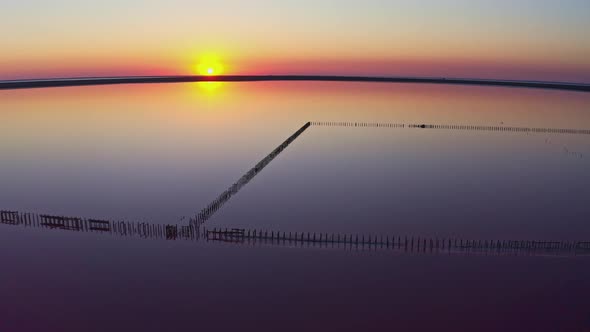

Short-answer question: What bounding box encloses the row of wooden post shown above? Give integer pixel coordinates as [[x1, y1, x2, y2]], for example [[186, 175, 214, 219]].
[[311, 121, 405, 128], [1, 210, 199, 241], [192, 122, 311, 225], [3, 210, 589, 255], [407, 123, 589, 135], [205, 227, 589, 253], [310, 121, 590, 135]]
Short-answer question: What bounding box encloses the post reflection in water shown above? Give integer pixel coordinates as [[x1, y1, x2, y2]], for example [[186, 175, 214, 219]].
[[2, 210, 588, 257]]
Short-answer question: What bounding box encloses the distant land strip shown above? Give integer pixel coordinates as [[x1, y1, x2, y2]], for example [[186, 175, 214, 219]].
[[191, 122, 311, 225], [311, 121, 590, 135], [1, 75, 590, 92], [2, 210, 588, 257]]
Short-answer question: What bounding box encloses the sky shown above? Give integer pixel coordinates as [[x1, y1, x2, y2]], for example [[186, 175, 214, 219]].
[[1, 0, 590, 82]]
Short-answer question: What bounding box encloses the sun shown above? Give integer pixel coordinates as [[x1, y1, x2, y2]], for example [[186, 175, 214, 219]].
[[196, 55, 224, 76]]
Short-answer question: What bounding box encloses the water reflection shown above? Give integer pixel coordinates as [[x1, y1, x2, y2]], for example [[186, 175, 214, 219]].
[[196, 81, 224, 93], [1, 83, 589, 331]]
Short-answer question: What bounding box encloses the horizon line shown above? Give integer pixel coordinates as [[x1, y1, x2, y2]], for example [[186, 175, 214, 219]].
[[1, 75, 590, 92]]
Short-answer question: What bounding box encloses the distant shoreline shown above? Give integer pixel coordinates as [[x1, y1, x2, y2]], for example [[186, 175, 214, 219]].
[[1, 75, 589, 92]]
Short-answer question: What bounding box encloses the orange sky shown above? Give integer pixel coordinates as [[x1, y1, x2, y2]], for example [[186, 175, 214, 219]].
[[1, 1, 589, 82]]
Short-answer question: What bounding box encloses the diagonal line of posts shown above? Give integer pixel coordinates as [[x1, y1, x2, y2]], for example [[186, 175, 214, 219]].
[[191, 120, 589, 226], [191, 122, 311, 226]]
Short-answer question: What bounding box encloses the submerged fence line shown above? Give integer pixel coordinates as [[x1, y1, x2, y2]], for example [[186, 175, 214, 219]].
[[311, 121, 405, 128], [189, 120, 589, 227], [191, 122, 311, 226], [0, 210, 199, 242], [3, 120, 588, 246], [408, 123, 590, 135], [204, 227, 589, 256], [311, 121, 590, 135], [3, 210, 589, 256]]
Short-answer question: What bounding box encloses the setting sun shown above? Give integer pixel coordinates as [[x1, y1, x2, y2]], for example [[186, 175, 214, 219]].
[[196, 54, 224, 76]]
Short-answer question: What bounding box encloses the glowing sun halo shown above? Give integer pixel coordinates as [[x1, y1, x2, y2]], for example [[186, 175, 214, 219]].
[[197, 55, 224, 76]]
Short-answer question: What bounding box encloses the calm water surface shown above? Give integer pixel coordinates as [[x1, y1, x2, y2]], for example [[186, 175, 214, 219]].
[[1, 82, 589, 331]]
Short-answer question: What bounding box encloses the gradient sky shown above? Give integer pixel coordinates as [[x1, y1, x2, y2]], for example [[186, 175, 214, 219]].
[[2, 0, 590, 82]]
